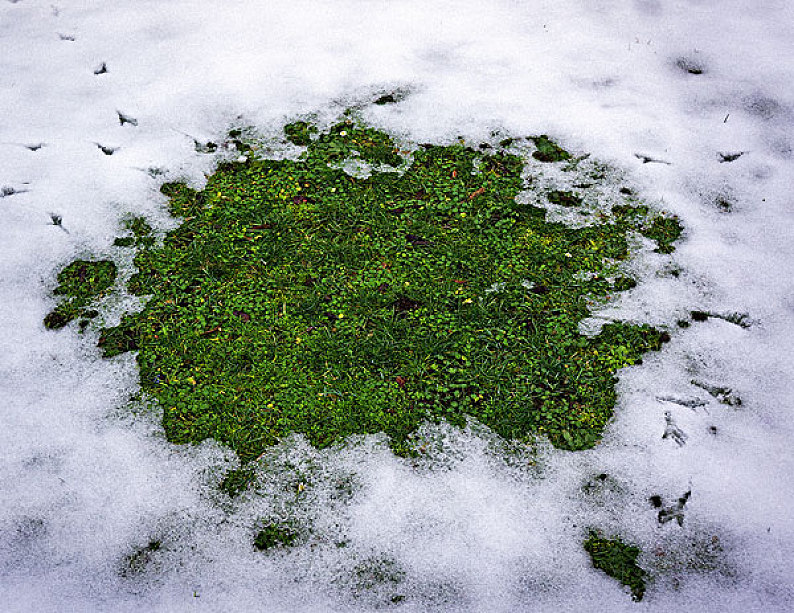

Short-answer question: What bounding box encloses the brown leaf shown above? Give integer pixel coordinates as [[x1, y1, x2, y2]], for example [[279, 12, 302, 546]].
[[467, 186, 486, 201]]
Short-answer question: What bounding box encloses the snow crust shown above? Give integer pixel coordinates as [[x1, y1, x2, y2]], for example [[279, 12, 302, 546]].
[[1, 0, 793, 610]]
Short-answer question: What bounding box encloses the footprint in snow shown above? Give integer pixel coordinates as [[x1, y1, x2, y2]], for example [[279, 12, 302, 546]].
[[663, 411, 688, 446], [635, 153, 671, 165], [649, 491, 691, 526], [117, 111, 138, 127], [718, 151, 745, 163], [656, 395, 708, 411], [1, 185, 29, 198], [95, 143, 118, 156], [691, 380, 742, 407]]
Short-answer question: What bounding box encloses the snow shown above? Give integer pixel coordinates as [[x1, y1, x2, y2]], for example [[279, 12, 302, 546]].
[[1, 0, 793, 610]]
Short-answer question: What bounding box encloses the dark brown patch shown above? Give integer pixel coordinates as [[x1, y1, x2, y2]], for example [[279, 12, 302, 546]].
[[406, 234, 434, 247], [393, 295, 422, 314]]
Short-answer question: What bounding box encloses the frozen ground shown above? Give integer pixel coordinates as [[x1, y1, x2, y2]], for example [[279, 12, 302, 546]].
[[1, 0, 793, 611]]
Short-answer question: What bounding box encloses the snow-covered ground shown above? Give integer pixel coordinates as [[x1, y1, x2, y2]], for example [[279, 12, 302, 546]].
[[1, 1, 793, 611]]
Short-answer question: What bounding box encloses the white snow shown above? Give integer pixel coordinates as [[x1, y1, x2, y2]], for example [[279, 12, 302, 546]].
[[1, 0, 793, 611]]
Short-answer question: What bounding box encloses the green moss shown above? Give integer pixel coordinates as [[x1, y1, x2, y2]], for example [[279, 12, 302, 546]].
[[612, 204, 683, 254], [87, 119, 678, 462], [642, 216, 683, 254], [44, 259, 116, 329], [612, 277, 637, 292], [220, 467, 256, 497], [98, 314, 139, 357], [310, 121, 402, 167], [284, 121, 318, 146], [114, 216, 154, 248], [530, 135, 571, 162], [254, 523, 298, 551], [547, 190, 583, 207], [584, 531, 646, 601]]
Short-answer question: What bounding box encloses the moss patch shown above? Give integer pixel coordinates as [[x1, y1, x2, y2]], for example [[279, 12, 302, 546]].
[[44, 259, 116, 329], [50, 119, 681, 462], [284, 121, 318, 147], [113, 216, 154, 248], [254, 523, 298, 551], [547, 190, 583, 208], [530, 135, 571, 163], [584, 531, 646, 601]]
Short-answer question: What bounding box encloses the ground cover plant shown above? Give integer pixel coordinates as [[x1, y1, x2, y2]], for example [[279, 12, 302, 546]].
[[584, 530, 647, 601], [48, 119, 680, 464], [44, 259, 116, 330]]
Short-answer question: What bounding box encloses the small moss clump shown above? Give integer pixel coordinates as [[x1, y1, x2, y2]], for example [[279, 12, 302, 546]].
[[530, 135, 571, 162], [584, 531, 647, 601], [310, 121, 403, 167], [547, 190, 583, 208], [114, 216, 154, 248], [220, 467, 257, 497], [80, 120, 678, 462], [642, 216, 683, 254], [44, 259, 116, 329], [254, 523, 298, 551], [612, 204, 683, 254], [284, 121, 318, 146]]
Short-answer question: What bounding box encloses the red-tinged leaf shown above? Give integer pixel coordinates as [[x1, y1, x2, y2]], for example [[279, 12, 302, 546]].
[[467, 186, 486, 201]]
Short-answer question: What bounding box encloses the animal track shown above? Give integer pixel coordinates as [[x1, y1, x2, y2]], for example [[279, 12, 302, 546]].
[[117, 111, 138, 127], [1, 185, 28, 198], [675, 57, 706, 75], [691, 380, 742, 406], [718, 152, 744, 163], [94, 62, 108, 75], [690, 310, 752, 328], [663, 411, 687, 446], [657, 395, 708, 410], [96, 143, 118, 156], [650, 490, 691, 526], [635, 153, 671, 165]]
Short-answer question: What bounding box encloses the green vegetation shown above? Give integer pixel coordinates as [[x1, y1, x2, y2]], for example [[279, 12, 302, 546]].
[[43, 259, 116, 329], [284, 121, 318, 147], [47, 119, 681, 463], [612, 204, 683, 254], [547, 190, 582, 208], [220, 466, 257, 497], [113, 216, 154, 248], [530, 135, 571, 162], [584, 531, 646, 601], [254, 523, 298, 551]]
